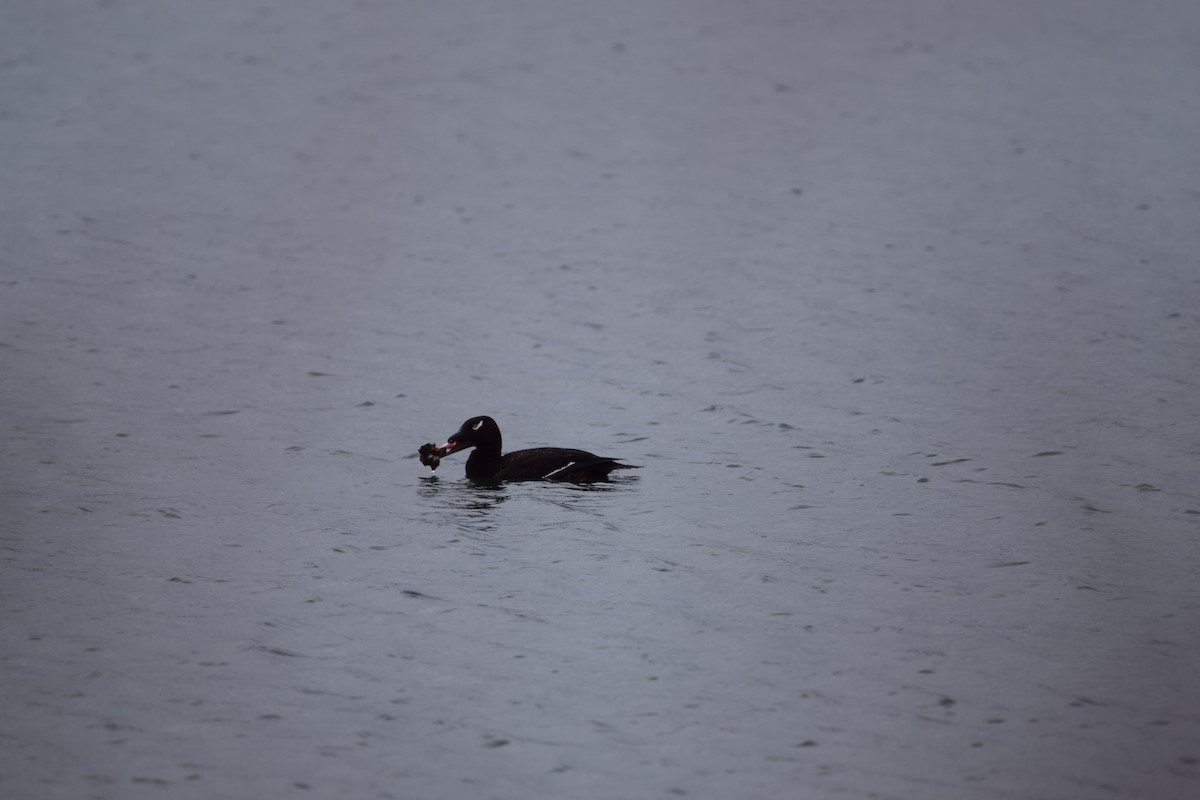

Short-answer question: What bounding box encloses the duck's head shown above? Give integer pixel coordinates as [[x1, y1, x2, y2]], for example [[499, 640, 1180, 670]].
[[437, 415, 501, 455]]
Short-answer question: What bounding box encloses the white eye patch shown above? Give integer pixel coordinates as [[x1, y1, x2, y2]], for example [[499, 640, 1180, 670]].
[[471, 419, 484, 431]]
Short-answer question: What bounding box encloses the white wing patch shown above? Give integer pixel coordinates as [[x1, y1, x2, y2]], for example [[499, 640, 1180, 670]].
[[543, 461, 576, 479]]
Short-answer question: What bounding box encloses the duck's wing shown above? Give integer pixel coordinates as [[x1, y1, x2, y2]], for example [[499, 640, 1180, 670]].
[[494, 448, 636, 482]]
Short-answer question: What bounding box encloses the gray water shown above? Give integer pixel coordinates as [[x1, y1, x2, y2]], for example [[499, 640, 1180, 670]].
[[4, 1, 1199, 798]]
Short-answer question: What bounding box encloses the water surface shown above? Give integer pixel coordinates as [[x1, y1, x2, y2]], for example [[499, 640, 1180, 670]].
[[3, 1, 1199, 798]]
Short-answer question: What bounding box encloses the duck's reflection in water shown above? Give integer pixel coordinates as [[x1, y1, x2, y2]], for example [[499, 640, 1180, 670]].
[[416, 476, 509, 536], [415, 472, 639, 538]]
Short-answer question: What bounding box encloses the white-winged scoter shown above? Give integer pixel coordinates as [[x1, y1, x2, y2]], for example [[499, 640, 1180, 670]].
[[428, 416, 638, 483]]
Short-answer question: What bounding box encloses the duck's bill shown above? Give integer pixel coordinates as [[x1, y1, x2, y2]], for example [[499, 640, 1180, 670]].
[[437, 440, 467, 455]]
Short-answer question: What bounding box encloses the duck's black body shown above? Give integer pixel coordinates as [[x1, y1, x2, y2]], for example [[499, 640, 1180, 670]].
[[436, 416, 638, 483]]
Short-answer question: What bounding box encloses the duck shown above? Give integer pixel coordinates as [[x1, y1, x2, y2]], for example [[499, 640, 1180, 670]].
[[431, 415, 638, 483]]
